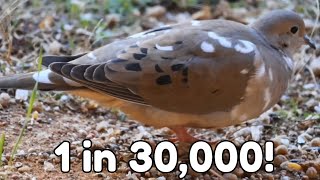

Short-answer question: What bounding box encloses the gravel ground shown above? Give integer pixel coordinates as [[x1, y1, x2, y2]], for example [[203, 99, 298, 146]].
[[0, 0, 320, 179]]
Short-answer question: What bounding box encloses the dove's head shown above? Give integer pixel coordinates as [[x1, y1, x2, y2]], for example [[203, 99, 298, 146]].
[[252, 10, 316, 54]]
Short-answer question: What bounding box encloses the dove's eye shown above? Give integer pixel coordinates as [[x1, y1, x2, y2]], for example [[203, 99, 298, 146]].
[[290, 26, 299, 34]]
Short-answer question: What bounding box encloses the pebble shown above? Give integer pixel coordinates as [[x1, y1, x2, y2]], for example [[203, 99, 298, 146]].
[[145, 5, 166, 18], [96, 121, 109, 132], [0, 92, 11, 107], [43, 161, 55, 172], [275, 145, 288, 155], [14, 162, 23, 168], [274, 155, 288, 167], [222, 173, 238, 180], [15, 89, 29, 101], [281, 162, 302, 172], [18, 166, 31, 173], [310, 138, 320, 147], [306, 167, 318, 179]]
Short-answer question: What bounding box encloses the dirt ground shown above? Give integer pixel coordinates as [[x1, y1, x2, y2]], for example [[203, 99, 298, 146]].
[[0, 0, 320, 179]]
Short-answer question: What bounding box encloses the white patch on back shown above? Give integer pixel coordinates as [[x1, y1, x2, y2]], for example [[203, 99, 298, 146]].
[[208, 32, 232, 48], [32, 69, 53, 84], [234, 40, 256, 54], [155, 44, 174, 51], [200, 41, 215, 53], [283, 55, 293, 70], [263, 88, 271, 110], [191, 20, 201, 26], [256, 63, 266, 77], [87, 52, 97, 60], [268, 68, 273, 82], [63, 78, 82, 87], [240, 69, 249, 74]]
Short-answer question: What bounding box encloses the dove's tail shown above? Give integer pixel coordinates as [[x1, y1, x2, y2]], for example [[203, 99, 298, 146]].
[[0, 70, 83, 91], [0, 54, 87, 91]]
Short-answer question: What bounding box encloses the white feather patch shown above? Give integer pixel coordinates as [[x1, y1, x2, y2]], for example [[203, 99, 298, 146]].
[[283, 55, 294, 70], [234, 40, 256, 54], [87, 52, 97, 60], [263, 88, 271, 110], [32, 69, 53, 84], [155, 44, 174, 51], [240, 69, 249, 74], [200, 41, 215, 53], [256, 63, 266, 77], [191, 20, 201, 26], [268, 68, 273, 82], [208, 32, 232, 48]]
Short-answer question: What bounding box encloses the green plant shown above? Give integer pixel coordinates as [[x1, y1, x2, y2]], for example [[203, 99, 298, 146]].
[[0, 133, 5, 167], [9, 48, 43, 166]]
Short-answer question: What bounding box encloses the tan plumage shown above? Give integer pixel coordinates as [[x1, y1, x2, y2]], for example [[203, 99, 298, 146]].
[[0, 10, 316, 142]]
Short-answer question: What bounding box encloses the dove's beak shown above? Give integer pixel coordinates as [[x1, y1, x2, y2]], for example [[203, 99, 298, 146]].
[[304, 35, 316, 49]]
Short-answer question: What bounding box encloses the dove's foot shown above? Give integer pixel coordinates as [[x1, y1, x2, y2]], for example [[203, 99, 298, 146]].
[[169, 127, 219, 145]]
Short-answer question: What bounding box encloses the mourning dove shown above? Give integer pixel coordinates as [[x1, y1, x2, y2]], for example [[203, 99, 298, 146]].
[[0, 10, 316, 142]]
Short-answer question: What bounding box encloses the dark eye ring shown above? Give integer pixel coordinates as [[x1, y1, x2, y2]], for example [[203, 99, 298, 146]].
[[290, 26, 299, 34]]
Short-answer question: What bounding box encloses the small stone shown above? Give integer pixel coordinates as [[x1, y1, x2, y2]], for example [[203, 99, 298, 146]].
[[96, 121, 109, 132], [311, 138, 320, 147], [0, 92, 11, 107], [222, 173, 237, 180], [281, 162, 302, 171], [233, 167, 244, 178], [43, 161, 55, 172], [15, 89, 29, 101], [14, 162, 23, 168], [274, 155, 288, 167], [310, 58, 320, 77], [275, 145, 288, 155], [145, 5, 166, 18], [18, 166, 31, 173], [306, 167, 318, 179]]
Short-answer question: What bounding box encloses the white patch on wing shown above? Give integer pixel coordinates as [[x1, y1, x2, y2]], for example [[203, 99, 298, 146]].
[[283, 55, 294, 70], [155, 44, 174, 51], [208, 32, 232, 48], [63, 78, 82, 87], [87, 52, 97, 60], [240, 69, 249, 74], [200, 41, 215, 53], [191, 20, 201, 26], [268, 68, 273, 82], [256, 63, 266, 77], [234, 40, 256, 54], [263, 88, 271, 110], [32, 69, 53, 84]]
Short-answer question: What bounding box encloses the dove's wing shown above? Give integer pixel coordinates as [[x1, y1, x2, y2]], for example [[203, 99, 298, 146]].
[[49, 23, 259, 114]]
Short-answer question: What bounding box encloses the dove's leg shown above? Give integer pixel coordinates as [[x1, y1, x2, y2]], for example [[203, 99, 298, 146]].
[[169, 127, 199, 143]]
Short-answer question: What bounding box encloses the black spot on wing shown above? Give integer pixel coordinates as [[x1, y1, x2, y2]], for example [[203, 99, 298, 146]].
[[109, 58, 127, 64], [155, 64, 164, 73], [156, 75, 172, 85], [125, 63, 142, 72], [140, 48, 148, 54], [161, 57, 174, 60], [133, 53, 147, 60], [129, 44, 139, 48], [175, 41, 183, 44], [171, 64, 184, 71], [145, 26, 171, 34]]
